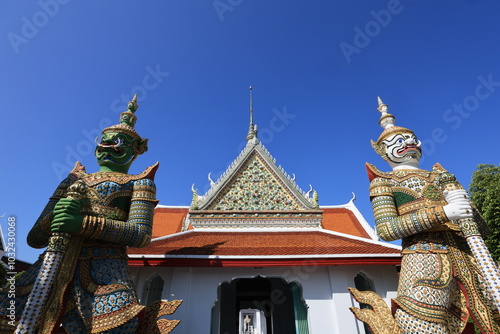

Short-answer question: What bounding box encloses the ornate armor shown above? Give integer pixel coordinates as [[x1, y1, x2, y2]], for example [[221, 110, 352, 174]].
[[0, 162, 158, 333], [367, 162, 499, 333]]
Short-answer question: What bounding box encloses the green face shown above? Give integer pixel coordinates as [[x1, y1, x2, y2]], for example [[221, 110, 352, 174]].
[[95, 132, 136, 172]]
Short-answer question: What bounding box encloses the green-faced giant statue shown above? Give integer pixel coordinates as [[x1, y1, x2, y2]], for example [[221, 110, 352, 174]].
[[0, 95, 181, 333]]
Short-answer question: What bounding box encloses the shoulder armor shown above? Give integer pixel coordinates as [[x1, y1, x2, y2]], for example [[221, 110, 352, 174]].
[[431, 163, 448, 173], [142, 162, 159, 181], [369, 177, 393, 198], [82, 162, 160, 186], [132, 177, 157, 203], [70, 161, 87, 178], [53, 162, 86, 198], [366, 162, 389, 182], [133, 177, 156, 188]]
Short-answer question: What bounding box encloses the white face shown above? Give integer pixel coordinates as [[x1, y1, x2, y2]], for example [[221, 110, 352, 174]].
[[382, 132, 422, 164]]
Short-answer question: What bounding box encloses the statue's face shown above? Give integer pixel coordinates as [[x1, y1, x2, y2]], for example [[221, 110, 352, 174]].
[[95, 131, 136, 170], [383, 132, 422, 164]]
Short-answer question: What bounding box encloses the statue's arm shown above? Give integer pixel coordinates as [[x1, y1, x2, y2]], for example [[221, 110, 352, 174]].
[[80, 178, 157, 248], [370, 177, 448, 241], [472, 208, 491, 239], [26, 176, 76, 248]]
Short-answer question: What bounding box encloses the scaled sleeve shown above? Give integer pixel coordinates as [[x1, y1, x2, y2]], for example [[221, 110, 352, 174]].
[[370, 177, 448, 241], [80, 178, 158, 248]]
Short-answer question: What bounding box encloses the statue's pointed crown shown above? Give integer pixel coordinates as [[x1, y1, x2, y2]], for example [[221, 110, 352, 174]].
[[102, 93, 142, 140], [371, 97, 414, 157], [101, 93, 148, 156]]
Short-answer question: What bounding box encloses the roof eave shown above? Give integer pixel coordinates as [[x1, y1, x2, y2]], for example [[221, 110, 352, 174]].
[[128, 254, 401, 268]]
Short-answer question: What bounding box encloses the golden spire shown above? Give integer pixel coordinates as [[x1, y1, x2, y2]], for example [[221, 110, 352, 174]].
[[246, 85, 258, 141]]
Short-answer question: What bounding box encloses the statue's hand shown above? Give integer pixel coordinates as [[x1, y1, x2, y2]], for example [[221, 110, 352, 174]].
[[443, 189, 473, 221], [51, 198, 84, 233], [444, 189, 469, 203]]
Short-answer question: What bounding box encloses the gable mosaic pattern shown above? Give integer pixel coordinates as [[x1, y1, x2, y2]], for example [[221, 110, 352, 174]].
[[208, 152, 302, 211]]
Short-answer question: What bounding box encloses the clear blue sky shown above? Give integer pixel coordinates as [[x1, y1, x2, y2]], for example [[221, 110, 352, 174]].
[[2, 1, 500, 263]]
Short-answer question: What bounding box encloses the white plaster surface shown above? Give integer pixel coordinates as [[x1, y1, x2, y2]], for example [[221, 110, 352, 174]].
[[131, 265, 399, 334]]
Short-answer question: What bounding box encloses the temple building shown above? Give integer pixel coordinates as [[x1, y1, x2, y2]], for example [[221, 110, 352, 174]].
[[127, 89, 402, 334]]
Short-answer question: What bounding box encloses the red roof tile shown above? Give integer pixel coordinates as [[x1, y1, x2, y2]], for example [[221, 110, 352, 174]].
[[151, 207, 188, 238], [151, 206, 374, 239], [129, 231, 398, 256]]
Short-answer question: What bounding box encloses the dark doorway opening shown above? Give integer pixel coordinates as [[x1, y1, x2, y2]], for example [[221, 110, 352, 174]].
[[212, 276, 307, 334]]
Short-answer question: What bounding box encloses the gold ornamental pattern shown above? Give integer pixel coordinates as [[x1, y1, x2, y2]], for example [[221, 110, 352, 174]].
[[208, 153, 302, 211]]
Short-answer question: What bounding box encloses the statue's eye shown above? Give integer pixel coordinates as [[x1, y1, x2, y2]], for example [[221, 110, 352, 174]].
[[114, 138, 124, 146], [398, 139, 403, 143]]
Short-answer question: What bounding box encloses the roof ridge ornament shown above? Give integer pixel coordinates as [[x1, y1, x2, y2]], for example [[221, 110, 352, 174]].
[[188, 88, 320, 212], [208, 172, 215, 187], [246, 85, 258, 143], [190, 184, 199, 210]]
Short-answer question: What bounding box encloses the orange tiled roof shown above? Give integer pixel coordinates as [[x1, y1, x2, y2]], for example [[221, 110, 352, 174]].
[[128, 231, 398, 256], [151, 206, 373, 239], [151, 207, 188, 238], [321, 208, 371, 238]]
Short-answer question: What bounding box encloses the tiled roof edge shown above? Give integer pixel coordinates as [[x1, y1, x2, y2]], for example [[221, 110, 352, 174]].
[[148, 227, 401, 250], [320, 196, 378, 241], [128, 253, 401, 259]]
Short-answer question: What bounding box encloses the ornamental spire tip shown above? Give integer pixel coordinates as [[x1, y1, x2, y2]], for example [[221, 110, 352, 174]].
[[375, 96, 394, 130], [246, 85, 258, 142], [127, 93, 139, 114], [377, 96, 387, 113]]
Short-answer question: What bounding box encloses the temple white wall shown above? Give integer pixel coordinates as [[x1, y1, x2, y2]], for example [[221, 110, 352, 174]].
[[129, 264, 399, 334]]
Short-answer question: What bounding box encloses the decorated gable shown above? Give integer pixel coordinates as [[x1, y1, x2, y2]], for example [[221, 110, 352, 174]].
[[189, 142, 322, 228], [208, 151, 302, 211]]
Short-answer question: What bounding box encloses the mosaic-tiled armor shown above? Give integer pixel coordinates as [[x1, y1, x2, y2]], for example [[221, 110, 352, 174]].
[[0, 95, 173, 333], [355, 97, 500, 334], [0, 162, 158, 333], [367, 163, 498, 333]]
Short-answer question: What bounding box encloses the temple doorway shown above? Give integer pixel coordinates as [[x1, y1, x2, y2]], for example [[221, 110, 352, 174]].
[[211, 276, 309, 334]]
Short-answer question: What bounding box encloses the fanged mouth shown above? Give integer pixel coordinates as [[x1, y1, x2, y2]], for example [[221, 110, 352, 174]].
[[97, 146, 123, 157], [397, 145, 420, 155], [95, 137, 124, 154], [97, 146, 123, 154]]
